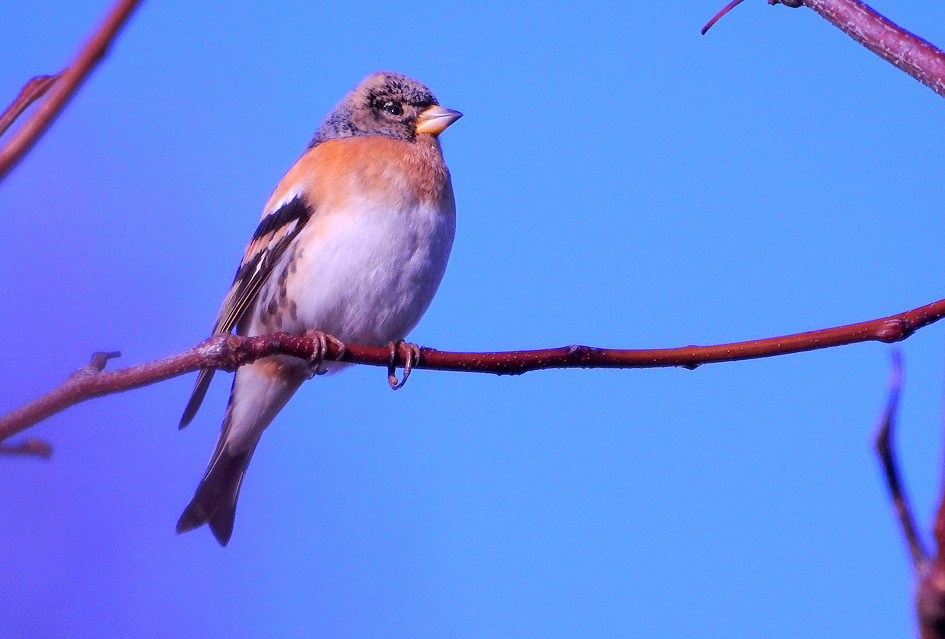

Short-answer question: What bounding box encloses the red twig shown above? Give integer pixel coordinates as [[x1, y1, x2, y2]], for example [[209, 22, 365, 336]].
[[874, 353, 945, 639], [702, 0, 748, 35], [3, 296, 945, 448], [0, 0, 142, 181], [702, 0, 945, 98], [873, 351, 928, 568]]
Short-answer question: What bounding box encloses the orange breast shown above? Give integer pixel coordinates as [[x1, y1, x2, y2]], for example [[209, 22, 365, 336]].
[[264, 135, 452, 216]]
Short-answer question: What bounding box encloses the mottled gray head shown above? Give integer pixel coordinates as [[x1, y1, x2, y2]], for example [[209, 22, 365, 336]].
[[309, 71, 461, 148]]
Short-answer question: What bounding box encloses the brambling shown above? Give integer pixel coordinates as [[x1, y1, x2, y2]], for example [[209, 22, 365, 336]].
[[176, 71, 461, 546]]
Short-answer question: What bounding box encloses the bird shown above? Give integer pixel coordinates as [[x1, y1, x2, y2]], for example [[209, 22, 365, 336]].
[[176, 71, 461, 546]]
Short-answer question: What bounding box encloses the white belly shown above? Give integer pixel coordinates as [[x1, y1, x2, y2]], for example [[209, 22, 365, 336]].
[[253, 196, 455, 347]]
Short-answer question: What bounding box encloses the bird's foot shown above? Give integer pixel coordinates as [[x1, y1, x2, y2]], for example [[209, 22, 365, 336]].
[[304, 330, 346, 377], [388, 340, 421, 390]]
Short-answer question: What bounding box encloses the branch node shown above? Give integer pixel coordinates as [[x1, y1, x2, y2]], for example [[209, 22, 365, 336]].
[[90, 350, 121, 371], [877, 318, 915, 343], [0, 73, 62, 139], [202, 333, 227, 355], [66, 351, 121, 382], [223, 333, 248, 369]]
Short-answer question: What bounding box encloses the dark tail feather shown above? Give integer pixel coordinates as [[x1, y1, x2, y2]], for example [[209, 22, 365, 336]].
[[179, 369, 215, 430], [176, 441, 256, 546]]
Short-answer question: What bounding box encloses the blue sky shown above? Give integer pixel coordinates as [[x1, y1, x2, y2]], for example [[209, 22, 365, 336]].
[[3, 1, 945, 637]]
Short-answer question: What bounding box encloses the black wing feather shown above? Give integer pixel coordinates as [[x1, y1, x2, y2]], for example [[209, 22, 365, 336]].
[[178, 195, 313, 429]]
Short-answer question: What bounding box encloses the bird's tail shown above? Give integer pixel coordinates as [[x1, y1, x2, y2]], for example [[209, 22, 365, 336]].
[[177, 360, 304, 546], [176, 438, 257, 546]]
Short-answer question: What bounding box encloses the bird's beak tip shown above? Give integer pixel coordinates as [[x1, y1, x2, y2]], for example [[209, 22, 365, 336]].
[[415, 105, 462, 135]]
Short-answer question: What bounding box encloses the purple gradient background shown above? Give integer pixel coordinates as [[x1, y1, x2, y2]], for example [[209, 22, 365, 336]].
[[3, 2, 945, 637]]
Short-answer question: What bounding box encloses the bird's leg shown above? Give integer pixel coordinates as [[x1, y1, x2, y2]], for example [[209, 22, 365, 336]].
[[388, 340, 421, 390], [303, 330, 346, 377]]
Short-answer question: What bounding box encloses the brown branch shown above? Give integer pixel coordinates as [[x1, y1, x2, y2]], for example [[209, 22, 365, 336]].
[[3, 296, 945, 448], [703, 0, 945, 99], [873, 353, 945, 639], [0, 0, 142, 181]]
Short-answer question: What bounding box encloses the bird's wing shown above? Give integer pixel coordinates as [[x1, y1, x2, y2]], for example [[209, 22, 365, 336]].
[[179, 193, 314, 428]]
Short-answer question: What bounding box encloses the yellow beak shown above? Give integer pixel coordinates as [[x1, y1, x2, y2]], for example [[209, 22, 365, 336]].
[[415, 105, 463, 135]]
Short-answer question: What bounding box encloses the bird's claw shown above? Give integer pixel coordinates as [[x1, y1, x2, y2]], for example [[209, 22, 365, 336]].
[[388, 340, 421, 390], [305, 330, 346, 377]]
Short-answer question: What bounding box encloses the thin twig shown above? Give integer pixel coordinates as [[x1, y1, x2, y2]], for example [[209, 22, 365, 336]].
[[0, 74, 62, 139], [702, 0, 748, 35], [0, 439, 52, 459], [703, 0, 945, 98], [0, 0, 142, 181], [874, 352, 945, 639], [873, 350, 929, 568], [3, 296, 945, 447]]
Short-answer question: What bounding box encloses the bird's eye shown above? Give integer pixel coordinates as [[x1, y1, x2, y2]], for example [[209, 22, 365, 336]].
[[382, 101, 403, 116]]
